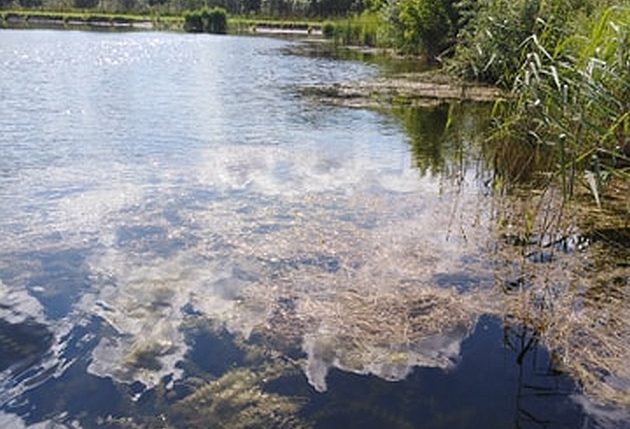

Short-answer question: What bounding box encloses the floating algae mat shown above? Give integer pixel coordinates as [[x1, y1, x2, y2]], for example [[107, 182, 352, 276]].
[[0, 30, 628, 428]]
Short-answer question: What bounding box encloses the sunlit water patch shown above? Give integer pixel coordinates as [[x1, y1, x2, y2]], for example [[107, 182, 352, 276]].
[[0, 29, 628, 428]]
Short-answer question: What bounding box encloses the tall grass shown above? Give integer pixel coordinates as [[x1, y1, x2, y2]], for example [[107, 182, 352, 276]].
[[323, 13, 384, 47]]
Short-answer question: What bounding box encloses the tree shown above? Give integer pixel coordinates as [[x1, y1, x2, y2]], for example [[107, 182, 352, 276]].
[[391, 0, 457, 60], [148, 0, 169, 7], [242, 0, 262, 14], [117, 0, 138, 11], [74, 0, 99, 8], [18, 0, 43, 7]]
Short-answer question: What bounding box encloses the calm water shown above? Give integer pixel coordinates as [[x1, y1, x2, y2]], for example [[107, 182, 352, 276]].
[[0, 30, 628, 428]]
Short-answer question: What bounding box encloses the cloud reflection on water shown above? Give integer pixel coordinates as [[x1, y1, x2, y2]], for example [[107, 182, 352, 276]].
[[72, 141, 492, 391]]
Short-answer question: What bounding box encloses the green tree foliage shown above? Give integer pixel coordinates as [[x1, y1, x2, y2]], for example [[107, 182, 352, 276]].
[[362, 0, 386, 11], [18, 0, 43, 7], [361, 0, 459, 58], [322, 0, 460, 58], [241, 0, 261, 13], [0, 0, 364, 17], [204, 0, 255, 14], [313, 0, 357, 16], [74, 0, 99, 8], [395, 0, 457, 58], [118, 0, 138, 11]]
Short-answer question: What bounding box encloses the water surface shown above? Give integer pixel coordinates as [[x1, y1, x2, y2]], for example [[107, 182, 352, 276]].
[[0, 30, 628, 428]]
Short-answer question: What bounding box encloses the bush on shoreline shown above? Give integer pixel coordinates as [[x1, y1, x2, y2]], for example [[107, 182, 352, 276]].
[[184, 6, 227, 34]]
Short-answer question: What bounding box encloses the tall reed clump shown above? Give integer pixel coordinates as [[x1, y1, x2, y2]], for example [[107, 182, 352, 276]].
[[448, 0, 587, 87], [490, 5, 629, 202], [184, 7, 227, 34], [324, 13, 384, 47]]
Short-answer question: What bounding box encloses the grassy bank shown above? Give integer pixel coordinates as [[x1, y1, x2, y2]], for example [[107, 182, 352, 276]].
[[0, 9, 329, 33], [0, 9, 182, 29], [231, 17, 321, 32]]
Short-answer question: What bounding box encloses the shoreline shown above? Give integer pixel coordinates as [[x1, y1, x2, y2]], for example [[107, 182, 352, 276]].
[[0, 10, 181, 31], [0, 10, 329, 34], [3, 15, 154, 29]]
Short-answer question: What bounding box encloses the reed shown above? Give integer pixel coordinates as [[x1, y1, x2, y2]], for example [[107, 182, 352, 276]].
[[490, 5, 629, 203], [327, 12, 384, 47]]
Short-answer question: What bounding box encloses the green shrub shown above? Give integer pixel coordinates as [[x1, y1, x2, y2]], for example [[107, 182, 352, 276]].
[[183, 10, 202, 31], [322, 20, 335, 38], [184, 7, 227, 34], [394, 0, 456, 58], [204, 7, 227, 33]]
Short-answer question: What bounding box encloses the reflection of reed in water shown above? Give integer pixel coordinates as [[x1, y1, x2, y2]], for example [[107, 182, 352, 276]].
[[504, 268, 630, 409], [495, 185, 630, 410], [504, 323, 578, 429]]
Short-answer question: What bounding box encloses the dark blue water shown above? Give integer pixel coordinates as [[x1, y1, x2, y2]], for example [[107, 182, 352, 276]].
[[0, 29, 628, 428]]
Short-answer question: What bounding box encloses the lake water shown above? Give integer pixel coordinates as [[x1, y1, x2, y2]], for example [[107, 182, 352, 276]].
[[0, 30, 628, 428]]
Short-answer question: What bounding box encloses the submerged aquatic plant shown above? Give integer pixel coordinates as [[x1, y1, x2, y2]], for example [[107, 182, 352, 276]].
[[171, 363, 311, 429], [300, 286, 486, 392], [235, 266, 495, 393]]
